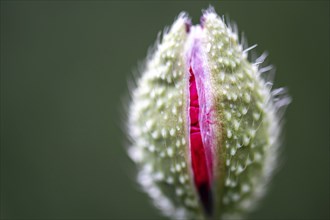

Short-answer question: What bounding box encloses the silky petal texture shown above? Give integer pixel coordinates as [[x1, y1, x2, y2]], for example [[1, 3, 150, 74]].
[[189, 66, 213, 215]]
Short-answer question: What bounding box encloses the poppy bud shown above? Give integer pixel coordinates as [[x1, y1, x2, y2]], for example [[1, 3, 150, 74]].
[[127, 7, 290, 220]]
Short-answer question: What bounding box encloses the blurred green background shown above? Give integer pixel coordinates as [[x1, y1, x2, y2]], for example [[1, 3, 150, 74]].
[[1, 1, 329, 219]]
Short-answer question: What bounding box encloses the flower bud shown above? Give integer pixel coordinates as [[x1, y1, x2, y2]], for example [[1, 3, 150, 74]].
[[127, 7, 290, 219]]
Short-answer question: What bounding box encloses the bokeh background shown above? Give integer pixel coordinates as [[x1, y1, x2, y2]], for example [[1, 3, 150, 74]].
[[1, 1, 329, 219]]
